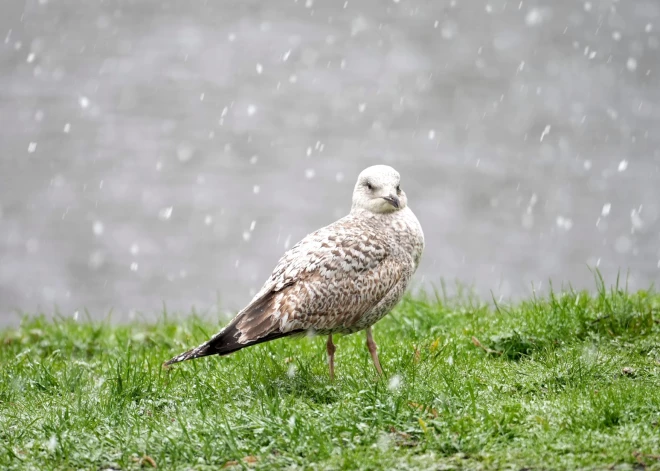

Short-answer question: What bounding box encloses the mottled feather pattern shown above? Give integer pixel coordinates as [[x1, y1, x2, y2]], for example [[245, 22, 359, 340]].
[[242, 208, 423, 338]]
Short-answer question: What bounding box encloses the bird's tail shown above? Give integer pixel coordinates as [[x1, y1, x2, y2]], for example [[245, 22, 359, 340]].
[[163, 322, 244, 367], [163, 322, 304, 367], [163, 339, 214, 366], [164, 285, 306, 367]]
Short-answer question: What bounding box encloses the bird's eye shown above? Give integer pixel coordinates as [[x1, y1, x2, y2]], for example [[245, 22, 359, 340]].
[[396, 185, 401, 194], [365, 181, 374, 191]]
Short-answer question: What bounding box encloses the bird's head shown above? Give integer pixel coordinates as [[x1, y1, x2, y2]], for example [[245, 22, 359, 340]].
[[351, 165, 407, 214]]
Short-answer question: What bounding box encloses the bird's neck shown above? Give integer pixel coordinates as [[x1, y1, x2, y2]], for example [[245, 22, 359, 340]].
[[350, 207, 404, 219]]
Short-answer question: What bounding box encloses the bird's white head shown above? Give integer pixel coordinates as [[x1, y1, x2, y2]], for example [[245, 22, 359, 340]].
[[351, 165, 407, 214]]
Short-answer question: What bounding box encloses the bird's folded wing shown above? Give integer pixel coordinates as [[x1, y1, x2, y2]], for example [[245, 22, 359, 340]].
[[233, 226, 411, 339]]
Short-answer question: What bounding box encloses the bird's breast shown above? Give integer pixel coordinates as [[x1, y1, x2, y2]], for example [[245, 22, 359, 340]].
[[384, 209, 424, 267]]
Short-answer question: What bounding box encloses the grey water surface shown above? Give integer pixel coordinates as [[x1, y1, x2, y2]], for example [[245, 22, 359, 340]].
[[1, 0, 659, 325]]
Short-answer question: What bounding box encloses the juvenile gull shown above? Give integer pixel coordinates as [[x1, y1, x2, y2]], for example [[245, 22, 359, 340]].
[[165, 165, 424, 378]]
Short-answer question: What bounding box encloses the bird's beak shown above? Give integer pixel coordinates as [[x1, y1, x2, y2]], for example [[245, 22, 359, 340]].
[[382, 195, 400, 209]]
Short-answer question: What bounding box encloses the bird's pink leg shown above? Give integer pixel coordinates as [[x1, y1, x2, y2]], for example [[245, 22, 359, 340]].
[[366, 327, 383, 375], [327, 334, 336, 380]]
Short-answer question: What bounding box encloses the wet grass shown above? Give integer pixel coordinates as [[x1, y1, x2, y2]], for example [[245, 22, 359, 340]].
[[1, 277, 660, 470]]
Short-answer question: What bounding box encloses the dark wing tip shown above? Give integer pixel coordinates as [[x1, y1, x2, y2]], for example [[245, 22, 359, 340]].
[[163, 343, 211, 367], [162, 288, 297, 368]]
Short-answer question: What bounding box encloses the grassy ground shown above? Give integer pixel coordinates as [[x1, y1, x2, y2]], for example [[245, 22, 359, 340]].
[[1, 278, 660, 470]]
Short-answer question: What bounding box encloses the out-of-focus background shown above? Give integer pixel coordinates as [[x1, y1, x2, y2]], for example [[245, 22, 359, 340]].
[[1, 0, 659, 325]]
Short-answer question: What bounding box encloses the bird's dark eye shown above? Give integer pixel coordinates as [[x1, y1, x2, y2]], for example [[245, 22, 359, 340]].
[[365, 181, 374, 191], [396, 185, 401, 194]]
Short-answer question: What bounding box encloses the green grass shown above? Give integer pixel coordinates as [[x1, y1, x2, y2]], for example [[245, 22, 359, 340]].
[[2, 277, 660, 470]]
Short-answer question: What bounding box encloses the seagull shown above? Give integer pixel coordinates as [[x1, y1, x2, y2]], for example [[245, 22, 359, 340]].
[[165, 165, 424, 379]]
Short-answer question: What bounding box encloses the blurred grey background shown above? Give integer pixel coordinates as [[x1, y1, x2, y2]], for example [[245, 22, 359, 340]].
[[1, 0, 659, 325]]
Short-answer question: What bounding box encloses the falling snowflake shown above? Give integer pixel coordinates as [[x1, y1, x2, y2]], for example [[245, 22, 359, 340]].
[[158, 206, 173, 220], [93, 221, 104, 236], [556, 216, 573, 231], [525, 9, 544, 26], [601, 203, 611, 216], [617, 160, 628, 172], [540, 125, 551, 142], [177, 143, 194, 162], [630, 209, 644, 230]]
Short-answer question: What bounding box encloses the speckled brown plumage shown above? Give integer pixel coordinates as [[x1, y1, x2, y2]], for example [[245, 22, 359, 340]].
[[165, 165, 424, 377]]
